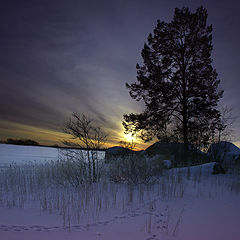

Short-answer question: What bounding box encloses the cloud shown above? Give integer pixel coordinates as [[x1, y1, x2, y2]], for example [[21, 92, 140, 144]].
[[0, 0, 240, 149]]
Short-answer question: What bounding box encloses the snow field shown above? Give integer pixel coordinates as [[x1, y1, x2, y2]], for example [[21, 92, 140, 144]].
[[0, 161, 186, 227], [0, 144, 240, 239]]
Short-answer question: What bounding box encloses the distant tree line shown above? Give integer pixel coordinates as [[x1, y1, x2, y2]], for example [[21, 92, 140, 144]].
[[1, 138, 40, 146]]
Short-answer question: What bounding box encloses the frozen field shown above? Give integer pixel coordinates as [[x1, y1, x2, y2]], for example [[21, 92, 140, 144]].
[[0, 144, 59, 166], [0, 144, 240, 240], [0, 144, 105, 166]]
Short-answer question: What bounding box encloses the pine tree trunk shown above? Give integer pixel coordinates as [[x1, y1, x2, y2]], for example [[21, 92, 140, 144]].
[[182, 69, 189, 165], [182, 103, 189, 164]]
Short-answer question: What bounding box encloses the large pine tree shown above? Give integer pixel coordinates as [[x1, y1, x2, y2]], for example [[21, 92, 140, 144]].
[[123, 6, 223, 152]]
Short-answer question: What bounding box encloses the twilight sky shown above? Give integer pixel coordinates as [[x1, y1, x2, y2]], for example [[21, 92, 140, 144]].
[[0, 0, 240, 149]]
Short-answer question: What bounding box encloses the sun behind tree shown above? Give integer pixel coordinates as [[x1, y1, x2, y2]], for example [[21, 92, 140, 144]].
[[124, 133, 136, 142]]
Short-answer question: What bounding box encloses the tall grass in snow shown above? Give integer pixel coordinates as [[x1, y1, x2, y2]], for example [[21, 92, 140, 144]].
[[0, 161, 187, 226], [0, 156, 240, 228]]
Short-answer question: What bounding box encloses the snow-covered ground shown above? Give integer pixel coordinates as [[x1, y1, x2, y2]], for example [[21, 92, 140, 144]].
[[0, 144, 105, 166], [0, 144, 59, 166], [0, 144, 240, 240]]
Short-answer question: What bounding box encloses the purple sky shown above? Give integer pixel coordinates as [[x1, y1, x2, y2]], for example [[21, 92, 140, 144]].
[[0, 0, 239, 148]]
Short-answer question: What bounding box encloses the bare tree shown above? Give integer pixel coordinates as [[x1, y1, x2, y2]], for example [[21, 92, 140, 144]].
[[216, 105, 236, 143], [63, 112, 108, 183], [91, 126, 108, 182]]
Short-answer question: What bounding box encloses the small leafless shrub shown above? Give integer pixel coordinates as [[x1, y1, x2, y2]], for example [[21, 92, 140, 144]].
[[108, 155, 158, 184]]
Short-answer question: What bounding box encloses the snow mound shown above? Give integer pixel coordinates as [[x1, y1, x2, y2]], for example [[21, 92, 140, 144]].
[[174, 162, 216, 175], [208, 141, 240, 164]]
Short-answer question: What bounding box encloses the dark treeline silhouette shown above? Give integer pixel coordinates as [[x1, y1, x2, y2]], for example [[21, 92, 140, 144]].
[[0, 138, 107, 151], [2, 138, 40, 146]]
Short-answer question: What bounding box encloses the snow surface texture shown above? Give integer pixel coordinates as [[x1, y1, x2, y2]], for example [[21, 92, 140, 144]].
[[0, 144, 240, 240]]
